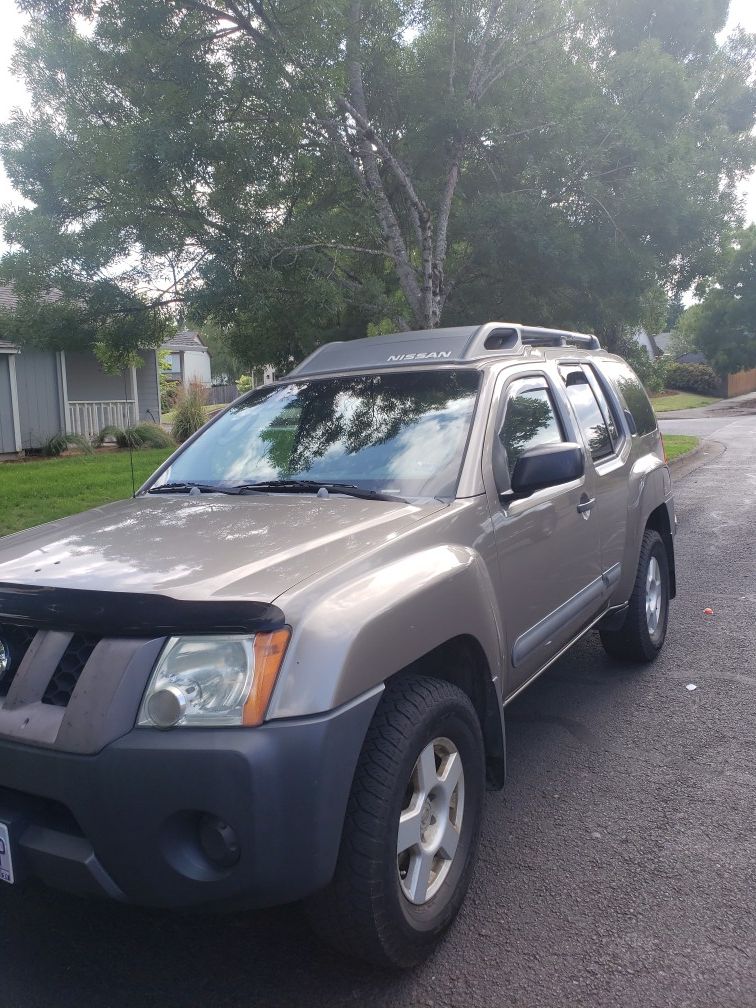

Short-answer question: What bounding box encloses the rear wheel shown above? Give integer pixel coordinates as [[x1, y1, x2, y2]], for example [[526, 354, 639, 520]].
[[600, 528, 670, 663], [306, 674, 485, 968]]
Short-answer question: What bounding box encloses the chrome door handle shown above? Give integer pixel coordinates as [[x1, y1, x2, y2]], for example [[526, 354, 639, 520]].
[[576, 497, 595, 515]]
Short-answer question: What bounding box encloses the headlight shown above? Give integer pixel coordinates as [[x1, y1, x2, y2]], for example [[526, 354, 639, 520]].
[[138, 630, 290, 729]]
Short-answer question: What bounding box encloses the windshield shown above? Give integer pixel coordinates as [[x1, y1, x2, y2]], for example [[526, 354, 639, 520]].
[[150, 370, 481, 498]]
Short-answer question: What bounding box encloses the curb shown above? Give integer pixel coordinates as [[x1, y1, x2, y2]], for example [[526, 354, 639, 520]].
[[668, 439, 726, 481], [668, 441, 705, 469]]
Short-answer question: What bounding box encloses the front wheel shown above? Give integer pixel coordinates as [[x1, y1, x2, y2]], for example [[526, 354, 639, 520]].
[[306, 675, 485, 968], [600, 528, 670, 663]]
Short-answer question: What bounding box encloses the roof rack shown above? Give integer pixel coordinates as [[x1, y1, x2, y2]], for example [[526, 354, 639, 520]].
[[518, 326, 601, 350], [288, 322, 601, 377]]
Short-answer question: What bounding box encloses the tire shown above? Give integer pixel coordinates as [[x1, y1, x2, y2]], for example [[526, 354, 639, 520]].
[[600, 528, 670, 663], [306, 674, 486, 968]]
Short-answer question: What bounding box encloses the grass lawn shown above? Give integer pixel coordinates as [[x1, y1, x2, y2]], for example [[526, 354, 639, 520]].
[[0, 448, 173, 538], [662, 434, 699, 462], [652, 391, 720, 413]]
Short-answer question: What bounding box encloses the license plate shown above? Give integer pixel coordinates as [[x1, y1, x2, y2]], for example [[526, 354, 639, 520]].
[[0, 823, 14, 884]]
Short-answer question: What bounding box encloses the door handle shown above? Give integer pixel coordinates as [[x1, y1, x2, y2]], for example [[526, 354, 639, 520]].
[[576, 496, 595, 515]]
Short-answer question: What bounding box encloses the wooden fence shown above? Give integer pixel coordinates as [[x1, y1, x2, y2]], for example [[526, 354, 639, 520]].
[[206, 384, 239, 405], [726, 368, 756, 398]]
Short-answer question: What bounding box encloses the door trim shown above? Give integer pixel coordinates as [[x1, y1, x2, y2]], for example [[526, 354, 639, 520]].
[[511, 563, 621, 668], [504, 601, 626, 706]]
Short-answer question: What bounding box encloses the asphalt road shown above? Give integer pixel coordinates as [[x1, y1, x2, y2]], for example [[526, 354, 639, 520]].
[[2, 413, 755, 1008]]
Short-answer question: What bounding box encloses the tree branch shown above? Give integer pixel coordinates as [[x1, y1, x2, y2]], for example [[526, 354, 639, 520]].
[[270, 242, 394, 263], [343, 0, 424, 322]]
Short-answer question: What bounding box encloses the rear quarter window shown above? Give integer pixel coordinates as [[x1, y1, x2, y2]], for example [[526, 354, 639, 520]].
[[598, 360, 657, 436]]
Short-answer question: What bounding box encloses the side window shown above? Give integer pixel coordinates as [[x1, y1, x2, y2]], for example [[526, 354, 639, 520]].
[[585, 366, 620, 444], [500, 387, 564, 476], [559, 366, 613, 461], [598, 360, 657, 436]]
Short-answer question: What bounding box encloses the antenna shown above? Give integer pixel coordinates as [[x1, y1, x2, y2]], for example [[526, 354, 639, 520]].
[[123, 368, 136, 498]]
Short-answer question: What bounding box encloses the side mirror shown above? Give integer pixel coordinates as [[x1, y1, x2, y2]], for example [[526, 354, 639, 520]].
[[510, 442, 584, 496]]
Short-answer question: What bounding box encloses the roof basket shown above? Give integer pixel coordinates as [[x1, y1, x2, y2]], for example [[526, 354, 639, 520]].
[[519, 326, 601, 350]]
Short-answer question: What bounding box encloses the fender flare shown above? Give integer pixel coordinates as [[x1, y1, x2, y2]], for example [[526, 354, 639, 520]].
[[267, 545, 507, 775]]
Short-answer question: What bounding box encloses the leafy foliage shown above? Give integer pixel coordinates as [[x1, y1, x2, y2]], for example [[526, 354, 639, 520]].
[[171, 382, 208, 443], [94, 423, 174, 449], [609, 332, 669, 393], [42, 432, 94, 456], [677, 226, 756, 374], [1, 0, 754, 367], [665, 362, 721, 395]]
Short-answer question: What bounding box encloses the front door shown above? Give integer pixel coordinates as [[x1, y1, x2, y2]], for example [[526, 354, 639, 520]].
[[483, 369, 604, 695]]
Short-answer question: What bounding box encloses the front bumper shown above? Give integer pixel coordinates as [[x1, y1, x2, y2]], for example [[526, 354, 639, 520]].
[[0, 690, 381, 909]]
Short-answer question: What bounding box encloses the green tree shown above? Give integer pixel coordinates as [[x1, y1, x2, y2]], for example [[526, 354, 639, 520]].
[[677, 226, 756, 373], [1, 0, 754, 365]]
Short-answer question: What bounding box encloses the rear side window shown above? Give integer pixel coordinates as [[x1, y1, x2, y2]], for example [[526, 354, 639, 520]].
[[559, 367, 613, 461], [500, 387, 564, 476], [585, 366, 620, 444], [598, 360, 657, 436]]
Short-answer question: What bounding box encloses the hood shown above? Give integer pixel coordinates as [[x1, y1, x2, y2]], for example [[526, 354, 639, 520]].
[[0, 494, 443, 605]]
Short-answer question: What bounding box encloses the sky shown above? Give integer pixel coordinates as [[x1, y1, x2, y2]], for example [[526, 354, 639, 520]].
[[0, 1, 755, 234]]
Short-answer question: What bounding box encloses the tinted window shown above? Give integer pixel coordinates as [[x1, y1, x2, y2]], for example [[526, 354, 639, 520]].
[[560, 368, 613, 461], [152, 369, 480, 498], [586, 366, 620, 444], [599, 360, 657, 436], [500, 387, 564, 476]]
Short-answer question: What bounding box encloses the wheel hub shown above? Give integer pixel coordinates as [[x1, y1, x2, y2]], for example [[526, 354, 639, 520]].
[[397, 737, 465, 905], [645, 555, 662, 635]]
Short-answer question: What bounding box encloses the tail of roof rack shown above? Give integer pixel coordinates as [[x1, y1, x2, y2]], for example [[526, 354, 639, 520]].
[[288, 322, 600, 377], [518, 326, 601, 350]]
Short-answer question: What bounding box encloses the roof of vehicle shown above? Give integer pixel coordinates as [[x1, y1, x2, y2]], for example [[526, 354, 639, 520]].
[[288, 322, 602, 378]]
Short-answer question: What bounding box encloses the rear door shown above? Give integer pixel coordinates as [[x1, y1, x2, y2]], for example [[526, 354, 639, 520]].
[[558, 362, 631, 588], [483, 368, 604, 694]]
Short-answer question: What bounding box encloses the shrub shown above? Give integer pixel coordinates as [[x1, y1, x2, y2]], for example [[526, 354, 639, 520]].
[[93, 423, 174, 450], [665, 362, 720, 396], [116, 423, 174, 449], [92, 424, 124, 448], [236, 374, 253, 394], [171, 383, 208, 443], [43, 433, 94, 457], [642, 356, 669, 394], [161, 377, 181, 413], [612, 334, 667, 393]]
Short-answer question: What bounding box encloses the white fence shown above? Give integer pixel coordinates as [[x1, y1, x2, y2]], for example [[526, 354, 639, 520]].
[[68, 400, 137, 439]]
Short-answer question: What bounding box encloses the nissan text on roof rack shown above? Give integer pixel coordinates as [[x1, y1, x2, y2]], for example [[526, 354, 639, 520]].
[[0, 322, 676, 967]]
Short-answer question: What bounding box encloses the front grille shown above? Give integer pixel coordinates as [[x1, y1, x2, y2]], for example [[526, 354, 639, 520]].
[[42, 633, 100, 707], [0, 623, 37, 697]]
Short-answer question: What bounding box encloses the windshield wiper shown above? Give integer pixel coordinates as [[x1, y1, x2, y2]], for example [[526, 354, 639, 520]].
[[231, 479, 408, 503], [147, 481, 236, 495]]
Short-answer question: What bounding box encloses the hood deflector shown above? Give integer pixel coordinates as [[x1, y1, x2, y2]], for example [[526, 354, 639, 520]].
[[0, 582, 285, 637]]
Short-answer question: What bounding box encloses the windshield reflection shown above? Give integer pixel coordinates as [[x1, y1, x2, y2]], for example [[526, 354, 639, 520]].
[[152, 370, 481, 498]]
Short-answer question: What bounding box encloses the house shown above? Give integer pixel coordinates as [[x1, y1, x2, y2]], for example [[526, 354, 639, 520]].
[[631, 327, 662, 359], [653, 332, 673, 355], [162, 330, 212, 389], [0, 287, 162, 458]]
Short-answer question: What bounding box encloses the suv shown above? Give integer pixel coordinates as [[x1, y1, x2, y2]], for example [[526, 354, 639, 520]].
[[0, 323, 675, 967]]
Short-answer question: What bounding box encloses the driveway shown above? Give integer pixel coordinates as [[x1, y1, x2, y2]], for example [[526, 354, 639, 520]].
[[2, 414, 755, 1008]]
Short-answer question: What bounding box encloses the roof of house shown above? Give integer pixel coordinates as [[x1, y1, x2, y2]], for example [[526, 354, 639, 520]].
[[0, 286, 18, 312], [162, 329, 209, 353], [0, 284, 64, 312], [0, 284, 65, 352]]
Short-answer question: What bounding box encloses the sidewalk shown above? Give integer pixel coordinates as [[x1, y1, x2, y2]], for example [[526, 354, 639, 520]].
[[658, 389, 756, 419]]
